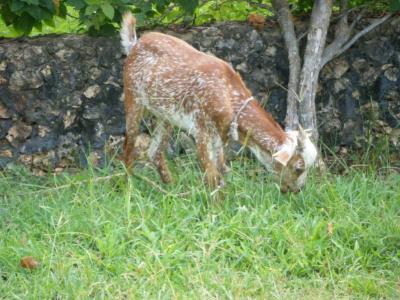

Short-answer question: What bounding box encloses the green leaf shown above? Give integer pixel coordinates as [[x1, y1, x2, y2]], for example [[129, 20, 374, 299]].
[[390, 0, 400, 11], [155, 0, 170, 12], [176, 0, 199, 14], [85, 4, 99, 16], [145, 9, 156, 17], [40, 0, 56, 13], [14, 12, 35, 33], [21, 0, 39, 5], [11, 0, 26, 13], [85, 0, 100, 4], [33, 21, 42, 31], [44, 18, 55, 27], [135, 0, 152, 13], [26, 5, 43, 20], [134, 12, 145, 26], [0, 3, 17, 25], [66, 0, 86, 10], [98, 23, 117, 36], [101, 3, 114, 20]]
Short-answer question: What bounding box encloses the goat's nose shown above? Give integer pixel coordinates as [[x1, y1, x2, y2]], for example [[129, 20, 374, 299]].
[[280, 186, 288, 194], [290, 187, 301, 194]]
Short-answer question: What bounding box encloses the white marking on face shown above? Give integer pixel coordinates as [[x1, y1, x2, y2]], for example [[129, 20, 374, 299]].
[[296, 171, 308, 188], [301, 136, 318, 168], [248, 143, 273, 172]]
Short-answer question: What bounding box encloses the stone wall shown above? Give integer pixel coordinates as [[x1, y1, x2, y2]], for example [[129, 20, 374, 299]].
[[0, 18, 399, 172]]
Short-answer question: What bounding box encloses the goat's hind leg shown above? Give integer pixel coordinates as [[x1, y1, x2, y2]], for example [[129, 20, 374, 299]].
[[148, 121, 173, 184], [123, 90, 143, 172]]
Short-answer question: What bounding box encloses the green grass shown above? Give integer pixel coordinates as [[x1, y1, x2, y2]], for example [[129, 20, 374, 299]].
[[0, 156, 399, 299]]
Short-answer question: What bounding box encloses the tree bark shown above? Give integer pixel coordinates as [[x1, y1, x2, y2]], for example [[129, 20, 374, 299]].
[[298, 0, 333, 142], [271, 0, 301, 130], [272, 0, 391, 143]]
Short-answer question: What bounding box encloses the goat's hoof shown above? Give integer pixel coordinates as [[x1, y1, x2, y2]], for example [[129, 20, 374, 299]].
[[222, 164, 231, 174]]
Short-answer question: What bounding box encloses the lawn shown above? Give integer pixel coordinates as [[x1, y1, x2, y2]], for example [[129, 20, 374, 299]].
[[0, 156, 399, 299]]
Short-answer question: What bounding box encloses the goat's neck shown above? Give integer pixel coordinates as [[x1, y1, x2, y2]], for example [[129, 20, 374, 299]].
[[236, 100, 287, 166]]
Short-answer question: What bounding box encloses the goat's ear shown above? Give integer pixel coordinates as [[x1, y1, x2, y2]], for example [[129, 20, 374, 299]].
[[272, 149, 291, 166], [273, 130, 298, 166]]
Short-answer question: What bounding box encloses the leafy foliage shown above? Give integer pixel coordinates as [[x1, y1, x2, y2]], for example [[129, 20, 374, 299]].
[[290, 0, 400, 14], [0, 0, 203, 35], [391, 0, 400, 11], [0, 0, 398, 35], [0, 0, 67, 34], [347, 0, 400, 11]]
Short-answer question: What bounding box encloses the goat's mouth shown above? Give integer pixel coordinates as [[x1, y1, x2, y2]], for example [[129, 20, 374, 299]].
[[280, 185, 300, 194]]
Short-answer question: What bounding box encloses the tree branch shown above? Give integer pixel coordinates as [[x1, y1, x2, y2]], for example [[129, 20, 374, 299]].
[[297, 5, 364, 43], [271, 0, 301, 130], [335, 14, 392, 62], [66, 13, 79, 20], [320, 0, 351, 68], [339, 0, 348, 26], [298, 0, 333, 141], [321, 5, 369, 68]]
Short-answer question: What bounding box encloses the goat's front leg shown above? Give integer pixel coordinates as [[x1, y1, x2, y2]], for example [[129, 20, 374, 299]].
[[212, 135, 230, 175], [148, 121, 172, 184], [195, 125, 224, 190]]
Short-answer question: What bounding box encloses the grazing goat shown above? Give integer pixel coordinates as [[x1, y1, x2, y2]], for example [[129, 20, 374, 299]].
[[120, 12, 317, 193]]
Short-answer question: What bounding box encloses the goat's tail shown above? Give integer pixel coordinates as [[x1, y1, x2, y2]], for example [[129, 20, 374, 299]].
[[120, 11, 137, 55]]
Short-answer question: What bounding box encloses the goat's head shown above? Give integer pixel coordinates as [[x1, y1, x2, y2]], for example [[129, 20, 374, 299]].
[[271, 126, 318, 193]]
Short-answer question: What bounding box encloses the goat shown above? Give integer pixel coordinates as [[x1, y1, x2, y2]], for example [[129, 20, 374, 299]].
[[120, 12, 317, 193]]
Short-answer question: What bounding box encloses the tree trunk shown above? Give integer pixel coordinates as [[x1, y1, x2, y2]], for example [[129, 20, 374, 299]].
[[298, 0, 333, 142], [272, 0, 301, 130], [272, 0, 392, 143]]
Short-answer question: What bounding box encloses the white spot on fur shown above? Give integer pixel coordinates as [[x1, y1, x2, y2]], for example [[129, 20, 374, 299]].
[[148, 124, 164, 160], [208, 134, 223, 163], [168, 110, 197, 135]]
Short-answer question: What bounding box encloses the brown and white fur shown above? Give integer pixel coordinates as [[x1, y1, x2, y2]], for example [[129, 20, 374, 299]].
[[120, 12, 317, 193]]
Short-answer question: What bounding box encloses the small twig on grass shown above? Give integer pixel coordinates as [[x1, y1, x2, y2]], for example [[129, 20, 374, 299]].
[[378, 166, 400, 174], [12, 172, 191, 197], [134, 173, 189, 196], [66, 13, 79, 20], [349, 164, 369, 169]]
